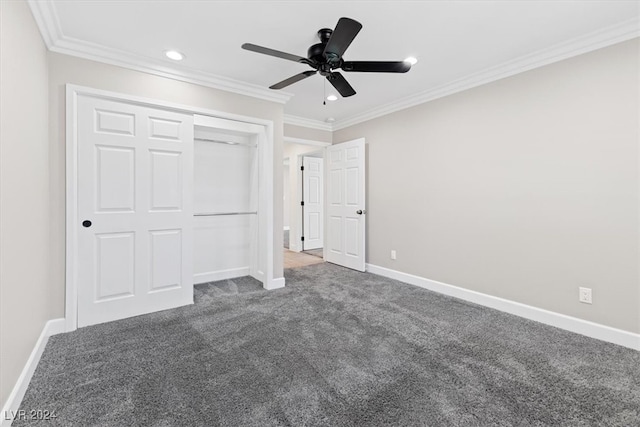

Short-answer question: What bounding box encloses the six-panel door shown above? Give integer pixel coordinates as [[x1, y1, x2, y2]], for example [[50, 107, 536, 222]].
[[325, 139, 366, 271], [303, 156, 324, 251], [77, 96, 194, 327]]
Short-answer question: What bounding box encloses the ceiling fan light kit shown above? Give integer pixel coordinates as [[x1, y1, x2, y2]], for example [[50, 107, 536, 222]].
[[242, 17, 411, 98]]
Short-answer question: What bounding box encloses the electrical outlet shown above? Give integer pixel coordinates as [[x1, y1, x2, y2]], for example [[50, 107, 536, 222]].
[[391, 250, 397, 260], [579, 287, 592, 304]]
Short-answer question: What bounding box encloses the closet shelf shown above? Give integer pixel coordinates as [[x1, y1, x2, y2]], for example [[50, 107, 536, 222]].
[[194, 137, 257, 147], [194, 211, 257, 217]]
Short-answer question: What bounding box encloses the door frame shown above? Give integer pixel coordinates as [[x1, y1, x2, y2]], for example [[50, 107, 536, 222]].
[[284, 136, 330, 252], [299, 153, 324, 252], [66, 84, 279, 332]]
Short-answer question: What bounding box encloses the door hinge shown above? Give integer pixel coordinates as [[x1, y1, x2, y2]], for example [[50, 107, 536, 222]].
[[300, 166, 304, 171], [301, 236, 305, 242], [300, 201, 304, 206]]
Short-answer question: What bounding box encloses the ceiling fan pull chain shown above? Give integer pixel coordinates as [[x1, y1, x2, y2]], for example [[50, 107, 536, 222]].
[[323, 78, 326, 105]]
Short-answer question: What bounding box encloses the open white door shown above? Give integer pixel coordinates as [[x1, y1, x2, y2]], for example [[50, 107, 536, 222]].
[[302, 156, 323, 251], [325, 138, 366, 271], [77, 95, 194, 327]]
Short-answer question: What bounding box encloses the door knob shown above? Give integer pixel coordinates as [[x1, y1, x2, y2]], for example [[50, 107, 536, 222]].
[[356, 210, 365, 215], [82, 220, 92, 228]]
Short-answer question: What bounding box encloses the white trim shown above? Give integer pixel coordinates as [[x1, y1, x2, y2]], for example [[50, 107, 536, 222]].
[[68, 85, 277, 128], [284, 136, 331, 147], [295, 153, 304, 253], [1, 319, 65, 427], [194, 267, 251, 284], [26, 0, 62, 49], [332, 18, 640, 131], [289, 243, 302, 252], [52, 37, 292, 104], [26, 3, 292, 105], [66, 84, 280, 331], [284, 115, 332, 131], [366, 264, 640, 351], [283, 226, 290, 231], [260, 115, 277, 291], [65, 87, 78, 332], [263, 277, 285, 290]]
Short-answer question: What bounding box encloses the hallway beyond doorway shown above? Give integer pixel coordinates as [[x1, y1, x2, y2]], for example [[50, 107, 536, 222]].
[[284, 249, 324, 269]]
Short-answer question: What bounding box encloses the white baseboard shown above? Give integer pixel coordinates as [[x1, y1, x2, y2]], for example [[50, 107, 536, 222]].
[[1, 318, 65, 426], [264, 277, 286, 290], [194, 267, 251, 284], [288, 243, 301, 253], [366, 264, 640, 351]]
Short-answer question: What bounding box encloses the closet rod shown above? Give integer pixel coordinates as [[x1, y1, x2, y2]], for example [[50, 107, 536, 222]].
[[194, 211, 257, 217], [194, 137, 257, 147]]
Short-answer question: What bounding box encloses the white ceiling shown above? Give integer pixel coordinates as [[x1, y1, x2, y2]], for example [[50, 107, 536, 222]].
[[32, 1, 639, 128]]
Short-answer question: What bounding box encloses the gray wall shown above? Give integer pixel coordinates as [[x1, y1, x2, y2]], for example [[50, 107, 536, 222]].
[[334, 40, 639, 333], [284, 123, 332, 143], [0, 0, 52, 407], [47, 53, 286, 319]]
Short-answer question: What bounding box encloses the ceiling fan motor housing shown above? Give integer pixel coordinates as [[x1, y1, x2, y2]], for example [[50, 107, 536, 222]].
[[307, 42, 326, 64], [309, 28, 343, 74]]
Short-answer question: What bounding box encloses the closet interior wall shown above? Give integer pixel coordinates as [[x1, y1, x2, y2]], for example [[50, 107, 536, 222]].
[[193, 125, 258, 284]]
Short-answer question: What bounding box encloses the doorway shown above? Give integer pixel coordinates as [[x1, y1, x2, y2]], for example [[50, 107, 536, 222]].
[[282, 138, 330, 269], [281, 137, 366, 271]]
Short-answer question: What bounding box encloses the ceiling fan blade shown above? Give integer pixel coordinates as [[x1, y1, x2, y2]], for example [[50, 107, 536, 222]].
[[327, 72, 356, 97], [270, 71, 317, 90], [342, 61, 411, 73], [242, 43, 311, 64], [323, 17, 362, 60]]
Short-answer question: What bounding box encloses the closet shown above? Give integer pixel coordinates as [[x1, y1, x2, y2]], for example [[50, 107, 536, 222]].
[[193, 122, 258, 284], [68, 87, 279, 329]]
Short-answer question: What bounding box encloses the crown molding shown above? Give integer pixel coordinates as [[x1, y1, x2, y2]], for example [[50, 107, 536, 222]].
[[27, 1, 292, 105], [283, 114, 333, 131], [284, 136, 331, 147], [51, 36, 293, 104], [332, 17, 640, 131], [27, 0, 62, 49]]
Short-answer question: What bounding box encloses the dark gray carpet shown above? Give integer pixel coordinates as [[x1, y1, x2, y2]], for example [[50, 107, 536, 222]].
[[15, 263, 640, 426], [196, 276, 265, 296], [303, 248, 324, 258], [283, 230, 289, 249]]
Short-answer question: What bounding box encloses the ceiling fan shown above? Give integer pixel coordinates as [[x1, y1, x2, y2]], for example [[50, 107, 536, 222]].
[[241, 17, 411, 97]]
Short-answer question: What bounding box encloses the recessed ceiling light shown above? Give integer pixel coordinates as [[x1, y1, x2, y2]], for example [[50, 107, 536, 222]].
[[326, 94, 338, 101], [165, 50, 184, 61], [404, 56, 418, 65]]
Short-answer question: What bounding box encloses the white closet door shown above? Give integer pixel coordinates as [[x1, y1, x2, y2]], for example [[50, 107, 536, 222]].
[[77, 96, 194, 327], [303, 156, 323, 250]]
